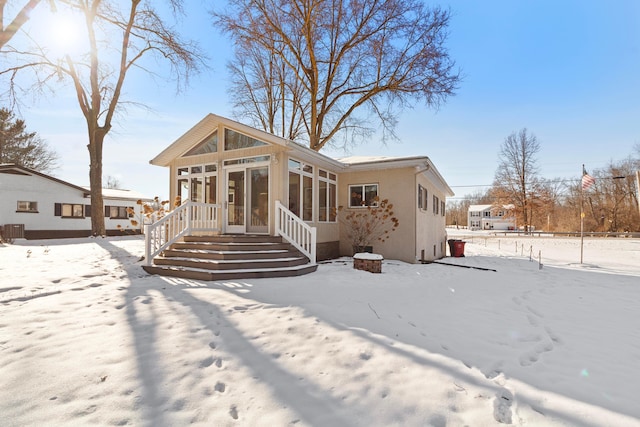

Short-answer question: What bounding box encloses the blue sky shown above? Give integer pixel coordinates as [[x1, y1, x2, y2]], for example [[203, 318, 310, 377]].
[[10, 0, 640, 200]]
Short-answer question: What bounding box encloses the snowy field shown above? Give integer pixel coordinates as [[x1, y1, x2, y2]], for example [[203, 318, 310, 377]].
[[1, 232, 639, 427]]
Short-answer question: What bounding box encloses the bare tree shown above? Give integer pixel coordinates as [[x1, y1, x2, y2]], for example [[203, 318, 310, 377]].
[[583, 160, 640, 232], [493, 128, 541, 232], [0, 0, 51, 48], [2, 0, 204, 236], [0, 106, 58, 172], [213, 0, 460, 151], [104, 174, 121, 189]]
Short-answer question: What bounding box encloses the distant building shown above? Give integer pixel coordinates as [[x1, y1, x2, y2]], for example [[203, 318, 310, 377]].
[[467, 204, 516, 231], [0, 163, 152, 239]]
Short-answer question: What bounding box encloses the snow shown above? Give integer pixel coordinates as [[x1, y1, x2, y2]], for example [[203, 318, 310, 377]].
[[1, 231, 639, 426], [353, 252, 384, 260]]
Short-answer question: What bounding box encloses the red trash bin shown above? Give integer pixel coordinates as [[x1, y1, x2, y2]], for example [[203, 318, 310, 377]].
[[452, 240, 466, 257]]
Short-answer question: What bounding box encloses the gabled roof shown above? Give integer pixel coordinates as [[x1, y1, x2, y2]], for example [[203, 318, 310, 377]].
[[0, 163, 152, 200], [0, 163, 89, 195], [150, 113, 454, 197], [150, 114, 293, 167]]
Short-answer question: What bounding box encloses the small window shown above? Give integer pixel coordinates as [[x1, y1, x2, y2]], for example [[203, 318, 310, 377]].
[[433, 195, 439, 215], [108, 206, 129, 219], [441, 201, 445, 216], [223, 156, 270, 166], [349, 184, 378, 207], [17, 201, 38, 213], [417, 185, 428, 210], [57, 203, 84, 218]]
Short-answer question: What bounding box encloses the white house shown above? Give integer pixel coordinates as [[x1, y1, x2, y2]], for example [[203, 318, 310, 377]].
[[467, 204, 516, 231], [0, 164, 152, 240]]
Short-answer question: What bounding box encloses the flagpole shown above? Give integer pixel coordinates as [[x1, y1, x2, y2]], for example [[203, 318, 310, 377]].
[[580, 164, 584, 264]]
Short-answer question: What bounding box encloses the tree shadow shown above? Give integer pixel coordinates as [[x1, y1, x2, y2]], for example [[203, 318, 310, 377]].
[[95, 239, 638, 426], [96, 238, 356, 426]]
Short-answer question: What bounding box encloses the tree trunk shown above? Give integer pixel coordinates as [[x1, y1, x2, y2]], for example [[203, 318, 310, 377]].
[[87, 129, 106, 236]]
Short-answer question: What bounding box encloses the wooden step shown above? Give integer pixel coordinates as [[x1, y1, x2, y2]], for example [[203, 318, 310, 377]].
[[144, 234, 316, 281], [184, 235, 283, 243], [142, 263, 318, 281], [153, 255, 309, 270], [171, 241, 293, 252], [161, 248, 296, 260]]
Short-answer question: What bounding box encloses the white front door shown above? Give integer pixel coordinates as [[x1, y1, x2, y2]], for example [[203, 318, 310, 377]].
[[224, 165, 270, 234]]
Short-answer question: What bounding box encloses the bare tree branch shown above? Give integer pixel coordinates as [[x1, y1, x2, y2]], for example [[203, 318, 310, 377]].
[[213, 0, 460, 151], [1, 0, 206, 235]]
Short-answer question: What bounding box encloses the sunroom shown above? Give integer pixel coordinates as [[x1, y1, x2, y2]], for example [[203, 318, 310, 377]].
[[147, 114, 344, 266]]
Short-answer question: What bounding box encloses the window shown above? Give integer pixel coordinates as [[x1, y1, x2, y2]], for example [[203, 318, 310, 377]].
[[470, 211, 480, 217], [191, 176, 203, 201], [470, 220, 480, 228], [288, 159, 313, 221], [418, 185, 428, 210], [433, 195, 439, 215], [483, 211, 491, 217], [184, 131, 218, 156], [441, 201, 445, 217], [108, 206, 130, 219], [205, 175, 217, 204], [17, 201, 38, 213], [175, 163, 217, 204], [349, 184, 378, 207], [55, 203, 84, 218], [224, 129, 267, 150], [223, 156, 270, 166], [318, 169, 337, 222]]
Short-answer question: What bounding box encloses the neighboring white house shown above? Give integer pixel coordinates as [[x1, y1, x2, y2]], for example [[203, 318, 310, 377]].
[[0, 164, 152, 239], [467, 204, 516, 231]]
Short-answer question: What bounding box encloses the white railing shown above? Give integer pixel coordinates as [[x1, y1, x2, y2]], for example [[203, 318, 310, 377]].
[[275, 200, 317, 264], [144, 201, 219, 265]]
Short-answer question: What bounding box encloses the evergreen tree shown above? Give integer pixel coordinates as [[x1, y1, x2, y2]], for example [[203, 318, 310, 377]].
[[0, 107, 58, 173]]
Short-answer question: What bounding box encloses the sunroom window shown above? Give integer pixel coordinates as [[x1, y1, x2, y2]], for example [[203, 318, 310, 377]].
[[184, 131, 218, 156], [288, 159, 313, 221], [224, 129, 267, 150], [318, 169, 337, 222], [176, 163, 217, 204]]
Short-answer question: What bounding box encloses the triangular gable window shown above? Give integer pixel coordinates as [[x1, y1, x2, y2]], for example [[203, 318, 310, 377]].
[[184, 131, 218, 156], [224, 128, 268, 150]]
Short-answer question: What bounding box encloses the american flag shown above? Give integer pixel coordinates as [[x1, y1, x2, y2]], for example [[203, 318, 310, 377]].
[[582, 167, 596, 191]]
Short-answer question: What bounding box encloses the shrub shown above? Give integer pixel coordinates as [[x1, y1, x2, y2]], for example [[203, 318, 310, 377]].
[[336, 197, 399, 252]]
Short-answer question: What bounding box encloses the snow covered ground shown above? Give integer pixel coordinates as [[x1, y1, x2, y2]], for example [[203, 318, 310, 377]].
[[1, 232, 639, 426]]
